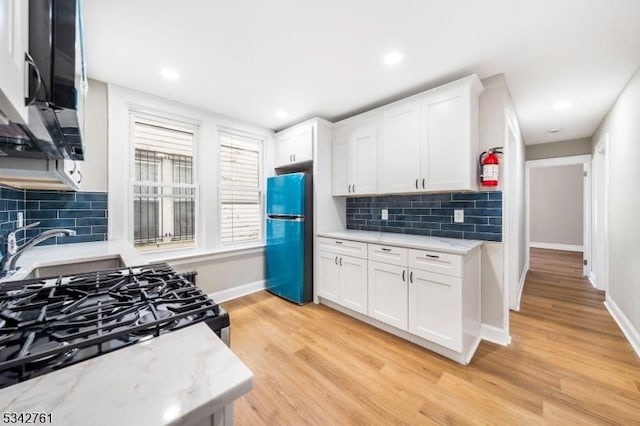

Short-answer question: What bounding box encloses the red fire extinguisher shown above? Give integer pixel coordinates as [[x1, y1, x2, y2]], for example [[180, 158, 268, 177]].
[[479, 147, 503, 187]]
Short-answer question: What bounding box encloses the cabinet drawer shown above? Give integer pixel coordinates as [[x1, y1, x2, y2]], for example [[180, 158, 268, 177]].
[[368, 244, 408, 267], [408, 249, 462, 277], [317, 237, 367, 259]]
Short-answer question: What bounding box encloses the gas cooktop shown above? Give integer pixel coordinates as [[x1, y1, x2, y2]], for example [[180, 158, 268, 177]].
[[0, 263, 229, 389]]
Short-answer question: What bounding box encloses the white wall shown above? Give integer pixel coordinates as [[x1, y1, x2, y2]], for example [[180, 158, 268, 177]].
[[79, 79, 109, 192], [591, 66, 640, 354], [530, 164, 583, 247]]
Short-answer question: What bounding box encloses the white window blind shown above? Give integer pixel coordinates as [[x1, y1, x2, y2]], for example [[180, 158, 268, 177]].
[[132, 115, 197, 249], [219, 132, 263, 244]]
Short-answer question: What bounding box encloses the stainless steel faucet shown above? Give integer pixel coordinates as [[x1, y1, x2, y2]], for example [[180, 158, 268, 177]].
[[1, 222, 76, 277]]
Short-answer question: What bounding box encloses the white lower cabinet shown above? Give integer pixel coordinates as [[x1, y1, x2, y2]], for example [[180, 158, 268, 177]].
[[317, 250, 367, 315], [367, 261, 408, 330], [316, 235, 481, 364], [408, 269, 462, 351]]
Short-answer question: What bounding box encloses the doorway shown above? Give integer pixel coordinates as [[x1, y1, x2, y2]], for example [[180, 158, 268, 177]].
[[525, 155, 592, 279], [591, 135, 609, 291]]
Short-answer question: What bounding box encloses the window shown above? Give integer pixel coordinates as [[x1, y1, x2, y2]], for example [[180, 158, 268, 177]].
[[132, 116, 197, 250], [219, 131, 263, 244]]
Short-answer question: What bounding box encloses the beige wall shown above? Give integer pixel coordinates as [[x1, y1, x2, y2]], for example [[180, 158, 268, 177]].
[[526, 137, 592, 161], [170, 250, 265, 294], [530, 164, 583, 246], [79, 79, 109, 192], [591, 66, 640, 341]]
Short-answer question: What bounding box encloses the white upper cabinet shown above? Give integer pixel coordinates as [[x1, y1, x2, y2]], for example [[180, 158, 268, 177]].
[[420, 78, 482, 192], [275, 123, 313, 167], [380, 99, 421, 193], [0, 0, 28, 124], [332, 112, 380, 196]]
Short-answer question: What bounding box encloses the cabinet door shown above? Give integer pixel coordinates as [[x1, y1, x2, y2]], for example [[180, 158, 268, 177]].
[[351, 120, 378, 195], [291, 125, 313, 163], [275, 131, 294, 167], [421, 90, 473, 191], [331, 126, 350, 196], [381, 100, 421, 193], [408, 269, 462, 351], [368, 261, 408, 330], [317, 251, 340, 303], [0, 0, 28, 123], [340, 255, 368, 315]]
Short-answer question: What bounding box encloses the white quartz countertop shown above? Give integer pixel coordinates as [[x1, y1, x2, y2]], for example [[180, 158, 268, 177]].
[[0, 323, 254, 426], [318, 230, 484, 254], [0, 240, 146, 283]]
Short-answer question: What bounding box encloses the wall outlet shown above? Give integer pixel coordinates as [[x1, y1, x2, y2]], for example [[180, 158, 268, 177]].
[[454, 209, 464, 223], [381, 209, 389, 221], [17, 212, 24, 228]]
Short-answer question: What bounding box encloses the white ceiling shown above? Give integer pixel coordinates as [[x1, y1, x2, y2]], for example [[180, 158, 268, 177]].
[[83, 0, 640, 144]]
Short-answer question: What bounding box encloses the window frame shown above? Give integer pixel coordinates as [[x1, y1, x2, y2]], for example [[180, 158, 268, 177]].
[[217, 127, 265, 247], [128, 110, 200, 252]]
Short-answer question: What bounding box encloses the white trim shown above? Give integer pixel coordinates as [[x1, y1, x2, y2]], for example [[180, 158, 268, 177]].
[[514, 261, 529, 312], [529, 242, 583, 252], [591, 134, 610, 293], [208, 280, 266, 303], [525, 154, 591, 277], [588, 271, 598, 289], [145, 244, 265, 265], [604, 296, 640, 358], [481, 323, 512, 346]]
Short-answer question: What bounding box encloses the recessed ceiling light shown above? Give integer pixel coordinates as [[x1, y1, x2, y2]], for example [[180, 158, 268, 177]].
[[383, 51, 403, 66], [161, 68, 180, 80], [275, 110, 288, 119], [553, 100, 572, 110], [548, 128, 562, 134]]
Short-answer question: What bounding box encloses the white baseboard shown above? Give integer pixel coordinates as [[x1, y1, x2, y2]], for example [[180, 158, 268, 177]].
[[513, 263, 529, 312], [208, 280, 266, 303], [604, 295, 640, 358], [588, 271, 598, 289], [481, 324, 512, 346], [529, 242, 583, 252]]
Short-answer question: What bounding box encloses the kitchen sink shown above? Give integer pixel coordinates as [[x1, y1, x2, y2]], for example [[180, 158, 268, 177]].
[[24, 256, 126, 279]]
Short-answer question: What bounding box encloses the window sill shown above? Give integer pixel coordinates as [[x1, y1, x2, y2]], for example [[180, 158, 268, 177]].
[[139, 243, 266, 265]]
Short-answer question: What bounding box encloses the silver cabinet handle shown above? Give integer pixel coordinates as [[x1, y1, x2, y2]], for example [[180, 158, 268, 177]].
[[402, 270, 406, 281], [415, 178, 419, 189], [352, 184, 355, 193], [335, 256, 338, 265], [348, 184, 352, 193], [289, 154, 292, 162], [293, 154, 296, 162], [339, 257, 343, 266], [409, 271, 414, 283], [334, 240, 343, 244], [422, 178, 425, 189], [381, 248, 391, 252], [425, 254, 440, 259]]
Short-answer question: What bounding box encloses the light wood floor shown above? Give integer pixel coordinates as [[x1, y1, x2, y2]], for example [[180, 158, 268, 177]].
[[223, 248, 640, 425]]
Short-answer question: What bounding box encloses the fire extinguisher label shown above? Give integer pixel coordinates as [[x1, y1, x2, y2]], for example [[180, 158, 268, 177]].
[[483, 164, 499, 181]]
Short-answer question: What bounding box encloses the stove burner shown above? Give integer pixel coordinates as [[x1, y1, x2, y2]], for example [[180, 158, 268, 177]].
[[0, 263, 229, 390]]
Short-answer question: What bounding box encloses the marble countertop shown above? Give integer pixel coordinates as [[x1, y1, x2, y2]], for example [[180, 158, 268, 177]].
[[0, 240, 146, 283], [318, 230, 484, 254], [0, 324, 254, 426]]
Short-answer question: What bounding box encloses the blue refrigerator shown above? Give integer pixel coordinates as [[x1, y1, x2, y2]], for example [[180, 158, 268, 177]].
[[265, 173, 313, 304]]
